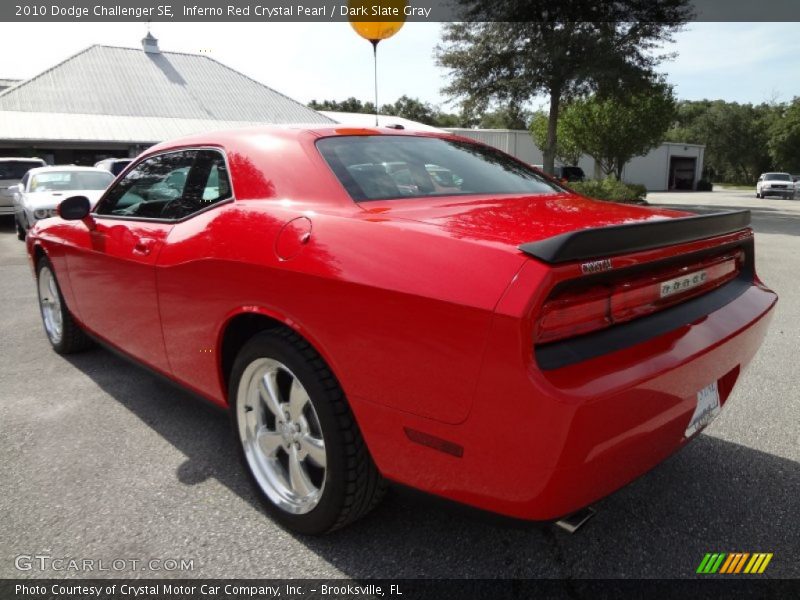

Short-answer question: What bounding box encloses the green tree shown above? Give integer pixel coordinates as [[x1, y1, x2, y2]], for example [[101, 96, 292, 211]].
[[558, 82, 676, 178], [435, 1, 691, 174], [433, 111, 474, 128], [769, 98, 800, 173], [308, 97, 376, 114], [665, 100, 777, 183], [380, 95, 439, 125], [308, 96, 474, 128], [529, 111, 582, 166], [477, 105, 532, 129]]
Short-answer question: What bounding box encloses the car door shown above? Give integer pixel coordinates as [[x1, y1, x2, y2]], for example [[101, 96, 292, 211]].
[[64, 150, 200, 370], [152, 149, 235, 396]]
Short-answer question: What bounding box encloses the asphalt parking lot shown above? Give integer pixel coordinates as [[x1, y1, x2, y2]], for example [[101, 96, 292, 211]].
[[1, 188, 798, 580]]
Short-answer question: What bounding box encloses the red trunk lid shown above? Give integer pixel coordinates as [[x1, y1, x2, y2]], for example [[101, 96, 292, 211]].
[[359, 192, 688, 250]]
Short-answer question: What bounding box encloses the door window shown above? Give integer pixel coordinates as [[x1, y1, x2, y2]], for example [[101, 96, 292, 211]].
[[95, 150, 232, 220]]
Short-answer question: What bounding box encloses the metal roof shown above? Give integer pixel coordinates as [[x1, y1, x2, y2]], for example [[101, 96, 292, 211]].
[[0, 111, 315, 144], [0, 44, 331, 124]]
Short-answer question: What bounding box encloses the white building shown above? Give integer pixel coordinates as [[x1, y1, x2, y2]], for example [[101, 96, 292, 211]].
[[445, 128, 705, 191], [620, 142, 705, 191], [0, 34, 332, 165]]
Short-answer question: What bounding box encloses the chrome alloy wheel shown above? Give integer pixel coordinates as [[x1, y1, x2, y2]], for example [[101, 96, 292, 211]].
[[236, 358, 327, 514], [37, 265, 63, 345]]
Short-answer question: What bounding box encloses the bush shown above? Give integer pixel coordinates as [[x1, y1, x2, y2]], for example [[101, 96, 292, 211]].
[[696, 179, 713, 191], [570, 177, 648, 204]]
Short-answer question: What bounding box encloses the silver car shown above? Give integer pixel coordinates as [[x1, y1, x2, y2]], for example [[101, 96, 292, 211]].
[[94, 158, 132, 176], [13, 166, 114, 240], [0, 157, 46, 216], [756, 172, 795, 199]]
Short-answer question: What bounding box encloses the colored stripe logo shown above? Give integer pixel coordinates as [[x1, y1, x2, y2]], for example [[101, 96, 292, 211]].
[[697, 553, 773, 574]]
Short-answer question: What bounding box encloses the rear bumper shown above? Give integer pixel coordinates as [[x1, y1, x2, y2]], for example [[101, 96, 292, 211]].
[[354, 281, 777, 521], [523, 286, 775, 517]]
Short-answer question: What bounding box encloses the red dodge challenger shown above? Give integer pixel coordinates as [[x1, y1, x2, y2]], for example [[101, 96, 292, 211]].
[[26, 126, 776, 534]]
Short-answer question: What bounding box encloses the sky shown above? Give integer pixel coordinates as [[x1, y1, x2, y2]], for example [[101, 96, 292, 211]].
[[0, 22, 798, 111]]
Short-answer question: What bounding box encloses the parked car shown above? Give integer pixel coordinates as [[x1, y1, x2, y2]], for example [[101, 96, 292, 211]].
[[756, 172, 794, 199], [529, 164, 585, 184], [0, 157, 46, 217], [554, 165, 586, 182], [94, 158, 132, 176], [26, 127, 777, 534], [13, 166, 113, 240]]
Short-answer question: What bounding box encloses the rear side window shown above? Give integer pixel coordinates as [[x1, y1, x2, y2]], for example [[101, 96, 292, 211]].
[[316, 136, 560, 202], [96, 149, 232, 220], [110, 160, 132, 176], [0, 160, 44, 180]]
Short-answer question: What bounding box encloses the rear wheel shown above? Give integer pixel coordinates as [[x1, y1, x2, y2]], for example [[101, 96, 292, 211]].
[[36, 256, 92, 354], [230, 329, 385, 534]]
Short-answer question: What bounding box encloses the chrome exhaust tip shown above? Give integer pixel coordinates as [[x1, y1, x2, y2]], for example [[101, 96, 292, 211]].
[[554, 506, 596, 533]]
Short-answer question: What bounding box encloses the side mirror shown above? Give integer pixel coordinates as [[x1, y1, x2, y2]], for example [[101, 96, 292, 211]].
[[8, 184, 21, 195], [58, 196, 91, 220]]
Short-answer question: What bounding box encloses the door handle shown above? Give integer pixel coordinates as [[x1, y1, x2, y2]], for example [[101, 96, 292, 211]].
[[133, 237, 156, 256]]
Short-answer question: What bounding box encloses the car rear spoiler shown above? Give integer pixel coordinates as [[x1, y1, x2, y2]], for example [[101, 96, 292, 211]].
[[518, 210, 751, 264]]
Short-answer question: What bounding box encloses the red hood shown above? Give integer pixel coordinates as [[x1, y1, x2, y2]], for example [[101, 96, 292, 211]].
[[359, 193, 689, 250]]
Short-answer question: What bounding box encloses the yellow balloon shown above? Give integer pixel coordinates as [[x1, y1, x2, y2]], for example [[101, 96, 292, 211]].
[[348, 0, 406, 42]]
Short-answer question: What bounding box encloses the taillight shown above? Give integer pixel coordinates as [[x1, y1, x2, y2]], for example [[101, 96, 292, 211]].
[[536, 249, 744, 344], [537, 284, 612, 342]]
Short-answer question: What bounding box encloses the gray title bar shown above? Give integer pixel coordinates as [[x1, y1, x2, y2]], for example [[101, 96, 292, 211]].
[[3, 1, 799, 22]]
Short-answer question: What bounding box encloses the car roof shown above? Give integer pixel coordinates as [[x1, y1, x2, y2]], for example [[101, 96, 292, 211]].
[[144, 124, 471, 156], [27, 165, 112, 174]]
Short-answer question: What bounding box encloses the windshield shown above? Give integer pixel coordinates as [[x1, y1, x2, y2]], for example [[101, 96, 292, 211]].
[[30, 170, 113, 192], [110, 160, 131, 175], [0, 160, 44, 180], [317, 136, 561, 202], [764, 173, 792, 181]]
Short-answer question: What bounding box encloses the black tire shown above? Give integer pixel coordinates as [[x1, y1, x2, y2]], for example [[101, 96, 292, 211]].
[[15, 217, 26, 241], [229, 328, 386, 534], [35, 255, 93, 354]]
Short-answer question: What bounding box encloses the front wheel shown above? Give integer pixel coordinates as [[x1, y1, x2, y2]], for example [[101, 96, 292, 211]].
[[15, 216, 26, 241], [230, 329, 385, 534], [36, 256, 92, 354]]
